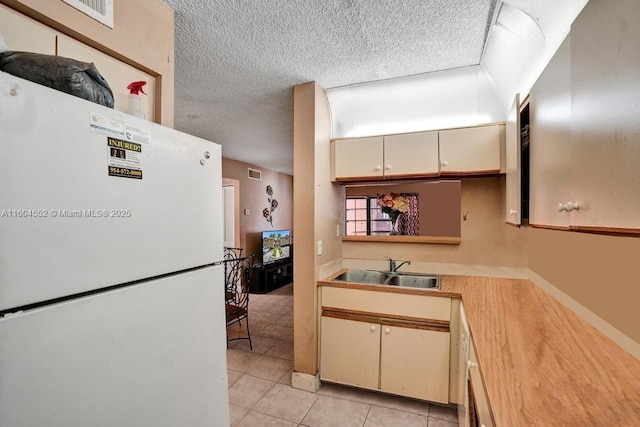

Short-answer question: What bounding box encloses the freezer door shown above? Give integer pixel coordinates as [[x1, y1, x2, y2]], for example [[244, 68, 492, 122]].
[[0, 266, 229, 427], [0, 72, 223, 310]]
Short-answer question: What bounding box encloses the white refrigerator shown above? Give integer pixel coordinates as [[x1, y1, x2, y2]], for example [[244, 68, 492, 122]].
[[0, 71, 230, 426]]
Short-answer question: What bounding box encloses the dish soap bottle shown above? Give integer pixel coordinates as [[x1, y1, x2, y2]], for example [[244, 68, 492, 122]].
[[126, 81, 147, 119]]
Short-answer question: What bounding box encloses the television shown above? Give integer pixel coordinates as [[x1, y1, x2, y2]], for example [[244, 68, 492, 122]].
[[261, 229, 291, 265]]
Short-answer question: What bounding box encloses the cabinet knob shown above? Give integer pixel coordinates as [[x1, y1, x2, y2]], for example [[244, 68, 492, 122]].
[[375, 165, 382, 171], [467, 361, 477, 370], [385, 164, 392, 170], [509, 208, 517, 216], [441, 160, 448, 167], [559, 202, 580, 212], [370, 325, 377, 332], [384, 328, 390, 334]]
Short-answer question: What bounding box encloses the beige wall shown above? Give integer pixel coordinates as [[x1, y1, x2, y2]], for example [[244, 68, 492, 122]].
[[222, 157, 293, 259], [0, 0, 174, 125], [314, 84, 344, 266], [342, 177, 528, 267], [529, 228, 640, 343], [293, 82, 343, 377]]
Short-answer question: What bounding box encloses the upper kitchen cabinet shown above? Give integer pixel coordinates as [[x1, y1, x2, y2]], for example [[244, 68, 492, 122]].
[[332, 136, 384, 180], [384, 131, 439, 178], [529, 36, 572, 229], [332, 132, 438, 181], [439, 124, 504, 176], [567, 0, 640, 231], [332, 124, 504, 183], [0, 4, 57, 54], [505, 94, 522, 225], [0, 2, 171, 125], [57, 36, 156, 121], [529, 0, 640, 233]]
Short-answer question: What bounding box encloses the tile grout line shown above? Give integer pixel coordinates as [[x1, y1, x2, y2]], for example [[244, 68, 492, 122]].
[[234, 285, 452, 426], [362, 405, 372, 426]]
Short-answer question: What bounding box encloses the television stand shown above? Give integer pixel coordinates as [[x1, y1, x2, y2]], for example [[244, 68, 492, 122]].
[[250, 257, 293, 294]]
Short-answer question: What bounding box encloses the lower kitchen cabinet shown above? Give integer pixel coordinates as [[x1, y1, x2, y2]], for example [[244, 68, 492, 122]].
[[320, 312, 450, 404], [468, 338, 494, 427], [320, 316, 380, 390], [380, 322, 450, 403], [458, 303, 494, 427]]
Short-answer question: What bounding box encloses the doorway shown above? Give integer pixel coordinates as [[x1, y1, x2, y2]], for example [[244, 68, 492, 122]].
[[222, 178, 240, 249]]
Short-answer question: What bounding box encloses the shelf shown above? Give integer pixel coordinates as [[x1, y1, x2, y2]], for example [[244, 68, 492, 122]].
[[250, 257, 293, 294], [341, 235, 460, 244]]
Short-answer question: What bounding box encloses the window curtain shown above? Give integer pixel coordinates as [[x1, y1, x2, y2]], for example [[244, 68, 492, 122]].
[[398, 193, 419, 235]]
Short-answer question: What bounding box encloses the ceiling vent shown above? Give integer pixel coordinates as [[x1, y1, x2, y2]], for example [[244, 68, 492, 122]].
[[248, 168, 262, 181], [62, 0, 114, 28]]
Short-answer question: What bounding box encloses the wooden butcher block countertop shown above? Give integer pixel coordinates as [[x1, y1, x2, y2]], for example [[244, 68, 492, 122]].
[[442, 275, 640, 426]]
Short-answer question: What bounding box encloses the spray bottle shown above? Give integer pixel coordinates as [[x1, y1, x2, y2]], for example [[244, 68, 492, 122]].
[[126, 81, 147, 119]]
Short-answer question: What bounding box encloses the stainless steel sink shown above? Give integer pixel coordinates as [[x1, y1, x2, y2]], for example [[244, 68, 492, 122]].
[[333, 270, 388, 285], [332, 270, 441, 290], [385, 274, 440, 289]]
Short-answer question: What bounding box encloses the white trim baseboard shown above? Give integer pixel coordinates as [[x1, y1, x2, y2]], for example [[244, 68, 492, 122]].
[[291, 371, 320, 393]]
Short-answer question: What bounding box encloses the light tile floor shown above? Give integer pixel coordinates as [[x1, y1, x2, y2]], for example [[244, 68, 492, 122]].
[[227, 283, 459, 427]]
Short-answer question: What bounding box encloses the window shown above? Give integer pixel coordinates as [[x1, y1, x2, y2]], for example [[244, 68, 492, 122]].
[[346, 194, 419, 236], [345, 196, 389, 235]]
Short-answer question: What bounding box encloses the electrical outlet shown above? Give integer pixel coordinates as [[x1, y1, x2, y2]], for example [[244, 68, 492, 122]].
[[317, 240, 323, 256]]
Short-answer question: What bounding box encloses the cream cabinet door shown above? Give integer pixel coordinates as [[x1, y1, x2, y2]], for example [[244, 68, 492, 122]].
[[457, 304, 471, 426], [505, 94, 522, 225], [333, 137, 384, 180], [380, 325, 450, 403], [320, 316, 380, 390], [383, 131, 439, 178], [568, 2, 640, 229], [469, 339, 494, 427], [0, 4, 56, 54], [439, 125, 503, 175], [529, 36, 572, 228], [57, 35, 156, 122]]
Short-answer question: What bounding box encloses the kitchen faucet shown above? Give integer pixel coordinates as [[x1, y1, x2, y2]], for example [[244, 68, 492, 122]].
[[386, 256, 411, 272]]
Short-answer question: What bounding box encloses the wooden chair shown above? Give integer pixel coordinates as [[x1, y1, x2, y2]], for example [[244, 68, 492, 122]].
[[224, 255, 254, 350]]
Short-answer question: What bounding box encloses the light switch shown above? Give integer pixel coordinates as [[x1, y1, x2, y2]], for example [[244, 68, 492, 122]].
[[317, 240, 323, 256], [336, 223, 341, 237], [244, 208, 250, 216]]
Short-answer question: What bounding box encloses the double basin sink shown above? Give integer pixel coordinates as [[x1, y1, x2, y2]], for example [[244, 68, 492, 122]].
[[333, 269, 441, 290]]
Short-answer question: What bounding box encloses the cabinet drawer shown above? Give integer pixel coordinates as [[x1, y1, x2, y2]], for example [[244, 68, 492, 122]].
[[321, 286, 450, 321]]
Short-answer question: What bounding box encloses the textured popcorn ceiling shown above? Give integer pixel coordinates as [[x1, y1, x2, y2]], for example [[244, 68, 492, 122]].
[[163, 0, 581, 175]]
